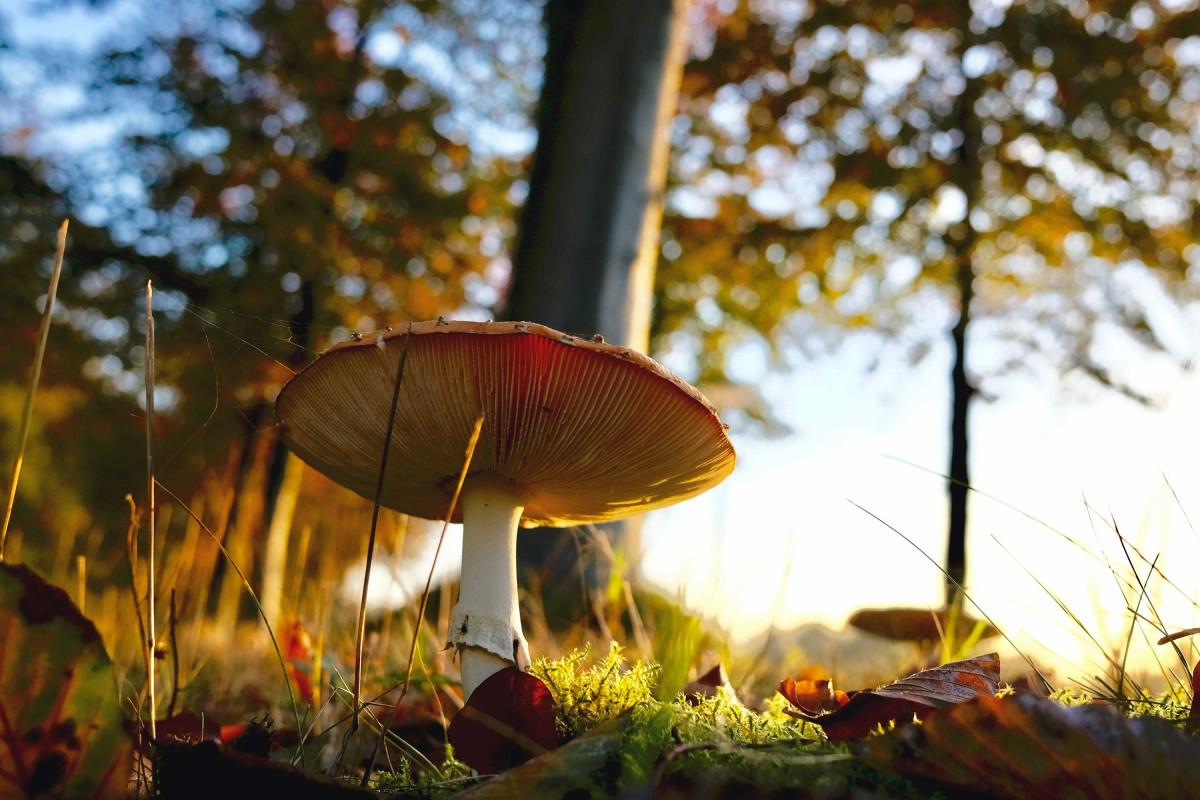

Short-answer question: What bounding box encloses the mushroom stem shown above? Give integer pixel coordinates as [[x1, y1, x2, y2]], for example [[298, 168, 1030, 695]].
[[452, 479, 530, 699]]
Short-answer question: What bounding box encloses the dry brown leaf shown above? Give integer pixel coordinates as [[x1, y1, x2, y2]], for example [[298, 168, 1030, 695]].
[[781, 653, 999, 741], [856, 693, 1200, 800], [777, 678, 848, 715]]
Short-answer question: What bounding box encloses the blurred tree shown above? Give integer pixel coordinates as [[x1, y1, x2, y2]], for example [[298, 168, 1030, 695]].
[[661, 0, 1200, 601], [503, 0, 690, 623], [0, 152, 160, 548], [505, 0, 689, 351], [0, 0, 539, 605]]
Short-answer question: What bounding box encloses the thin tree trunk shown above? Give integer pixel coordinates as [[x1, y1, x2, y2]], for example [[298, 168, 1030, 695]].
[[947, 246, 974, 604], [946, 13, 982, 606]]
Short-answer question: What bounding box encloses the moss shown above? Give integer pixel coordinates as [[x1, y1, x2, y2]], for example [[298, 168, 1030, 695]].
[[524, 645, 939, 797], [1049, 686, 1094, 706], [373, 746, 478, 799], [1124, 684, 1193, 726], [529, 643, 660, 740]]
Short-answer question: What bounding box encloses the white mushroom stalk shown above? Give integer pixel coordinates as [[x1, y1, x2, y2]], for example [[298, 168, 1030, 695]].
[[449, 477, 531, 699], [274, 320, 738, 702]]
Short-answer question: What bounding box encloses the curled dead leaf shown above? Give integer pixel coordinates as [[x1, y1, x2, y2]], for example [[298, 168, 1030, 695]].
[[781, 653, 1000, 741], [777, 678, 848, 716]]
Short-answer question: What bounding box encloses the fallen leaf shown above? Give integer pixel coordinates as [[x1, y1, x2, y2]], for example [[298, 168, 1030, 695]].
[[856, 693, 1200, 800], [157, 740, 383, 799], [453, 717, 626, 800], [448, 667, 559, 774], [777, 678, 848, 715], [781, 653, 999, 741], [683, 664, 733, 703], [794, 665, 831, 681], [0, 562, 132, 799]]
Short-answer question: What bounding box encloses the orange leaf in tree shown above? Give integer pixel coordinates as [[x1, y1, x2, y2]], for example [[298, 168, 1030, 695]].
[[857, 693, 1200, 800], [781, 653, 999, 741], [0, 563, 132, 798]]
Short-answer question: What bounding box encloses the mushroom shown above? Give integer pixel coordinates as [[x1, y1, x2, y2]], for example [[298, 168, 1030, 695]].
[[275, 320, 735, 698], [849, 607, 999, 646]]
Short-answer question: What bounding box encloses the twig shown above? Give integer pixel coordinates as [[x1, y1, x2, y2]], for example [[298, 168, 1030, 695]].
[[1158, 627, 1200, 646], [145, 281, 159, 741], [2, 219, 68, 559], [361, 413, 485, 785], [124, 495, 152, 718], [350, 326, 413, 752]]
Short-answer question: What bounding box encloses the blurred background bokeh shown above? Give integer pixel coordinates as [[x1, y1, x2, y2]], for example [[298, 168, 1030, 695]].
[[2, 0, 1200, 721]]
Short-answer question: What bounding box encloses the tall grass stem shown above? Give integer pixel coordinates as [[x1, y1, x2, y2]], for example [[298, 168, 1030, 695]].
[[351, 325, 413, 745], [362, 412, 485, 785], [145, 281, 158, 740], [1, 219, 68, 559]]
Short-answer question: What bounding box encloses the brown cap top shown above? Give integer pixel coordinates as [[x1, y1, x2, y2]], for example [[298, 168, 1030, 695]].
[[275, 319, 736, 526], [848, 607, 1000, 643]]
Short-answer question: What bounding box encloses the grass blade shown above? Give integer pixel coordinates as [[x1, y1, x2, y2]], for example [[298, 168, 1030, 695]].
[[361, 412, 485, 785], [347, 325, 412, 765], [1, 219, 68, 559], [145, 280, 158, 741], [155, 480, 305, 765]]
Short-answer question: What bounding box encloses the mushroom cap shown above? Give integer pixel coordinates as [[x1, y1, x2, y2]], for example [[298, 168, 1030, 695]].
[[275, 319, 736, 526], [848, 607, 1000, 643]]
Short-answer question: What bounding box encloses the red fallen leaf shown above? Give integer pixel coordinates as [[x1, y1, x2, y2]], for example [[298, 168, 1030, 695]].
[[448, 667, 558, 774], [279, 618, 315, 702], [219, 723, 249, 745], [778, 677, 849, 715], [856, 693, 1200, 800], [781, 653, 999, 741]]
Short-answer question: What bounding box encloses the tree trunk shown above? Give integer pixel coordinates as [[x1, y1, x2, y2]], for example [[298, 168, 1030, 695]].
[[946, 14, 982, 606], [504, 0, 689, 349], [946, 245, 974, 604], [503, 0, 690, 620]]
